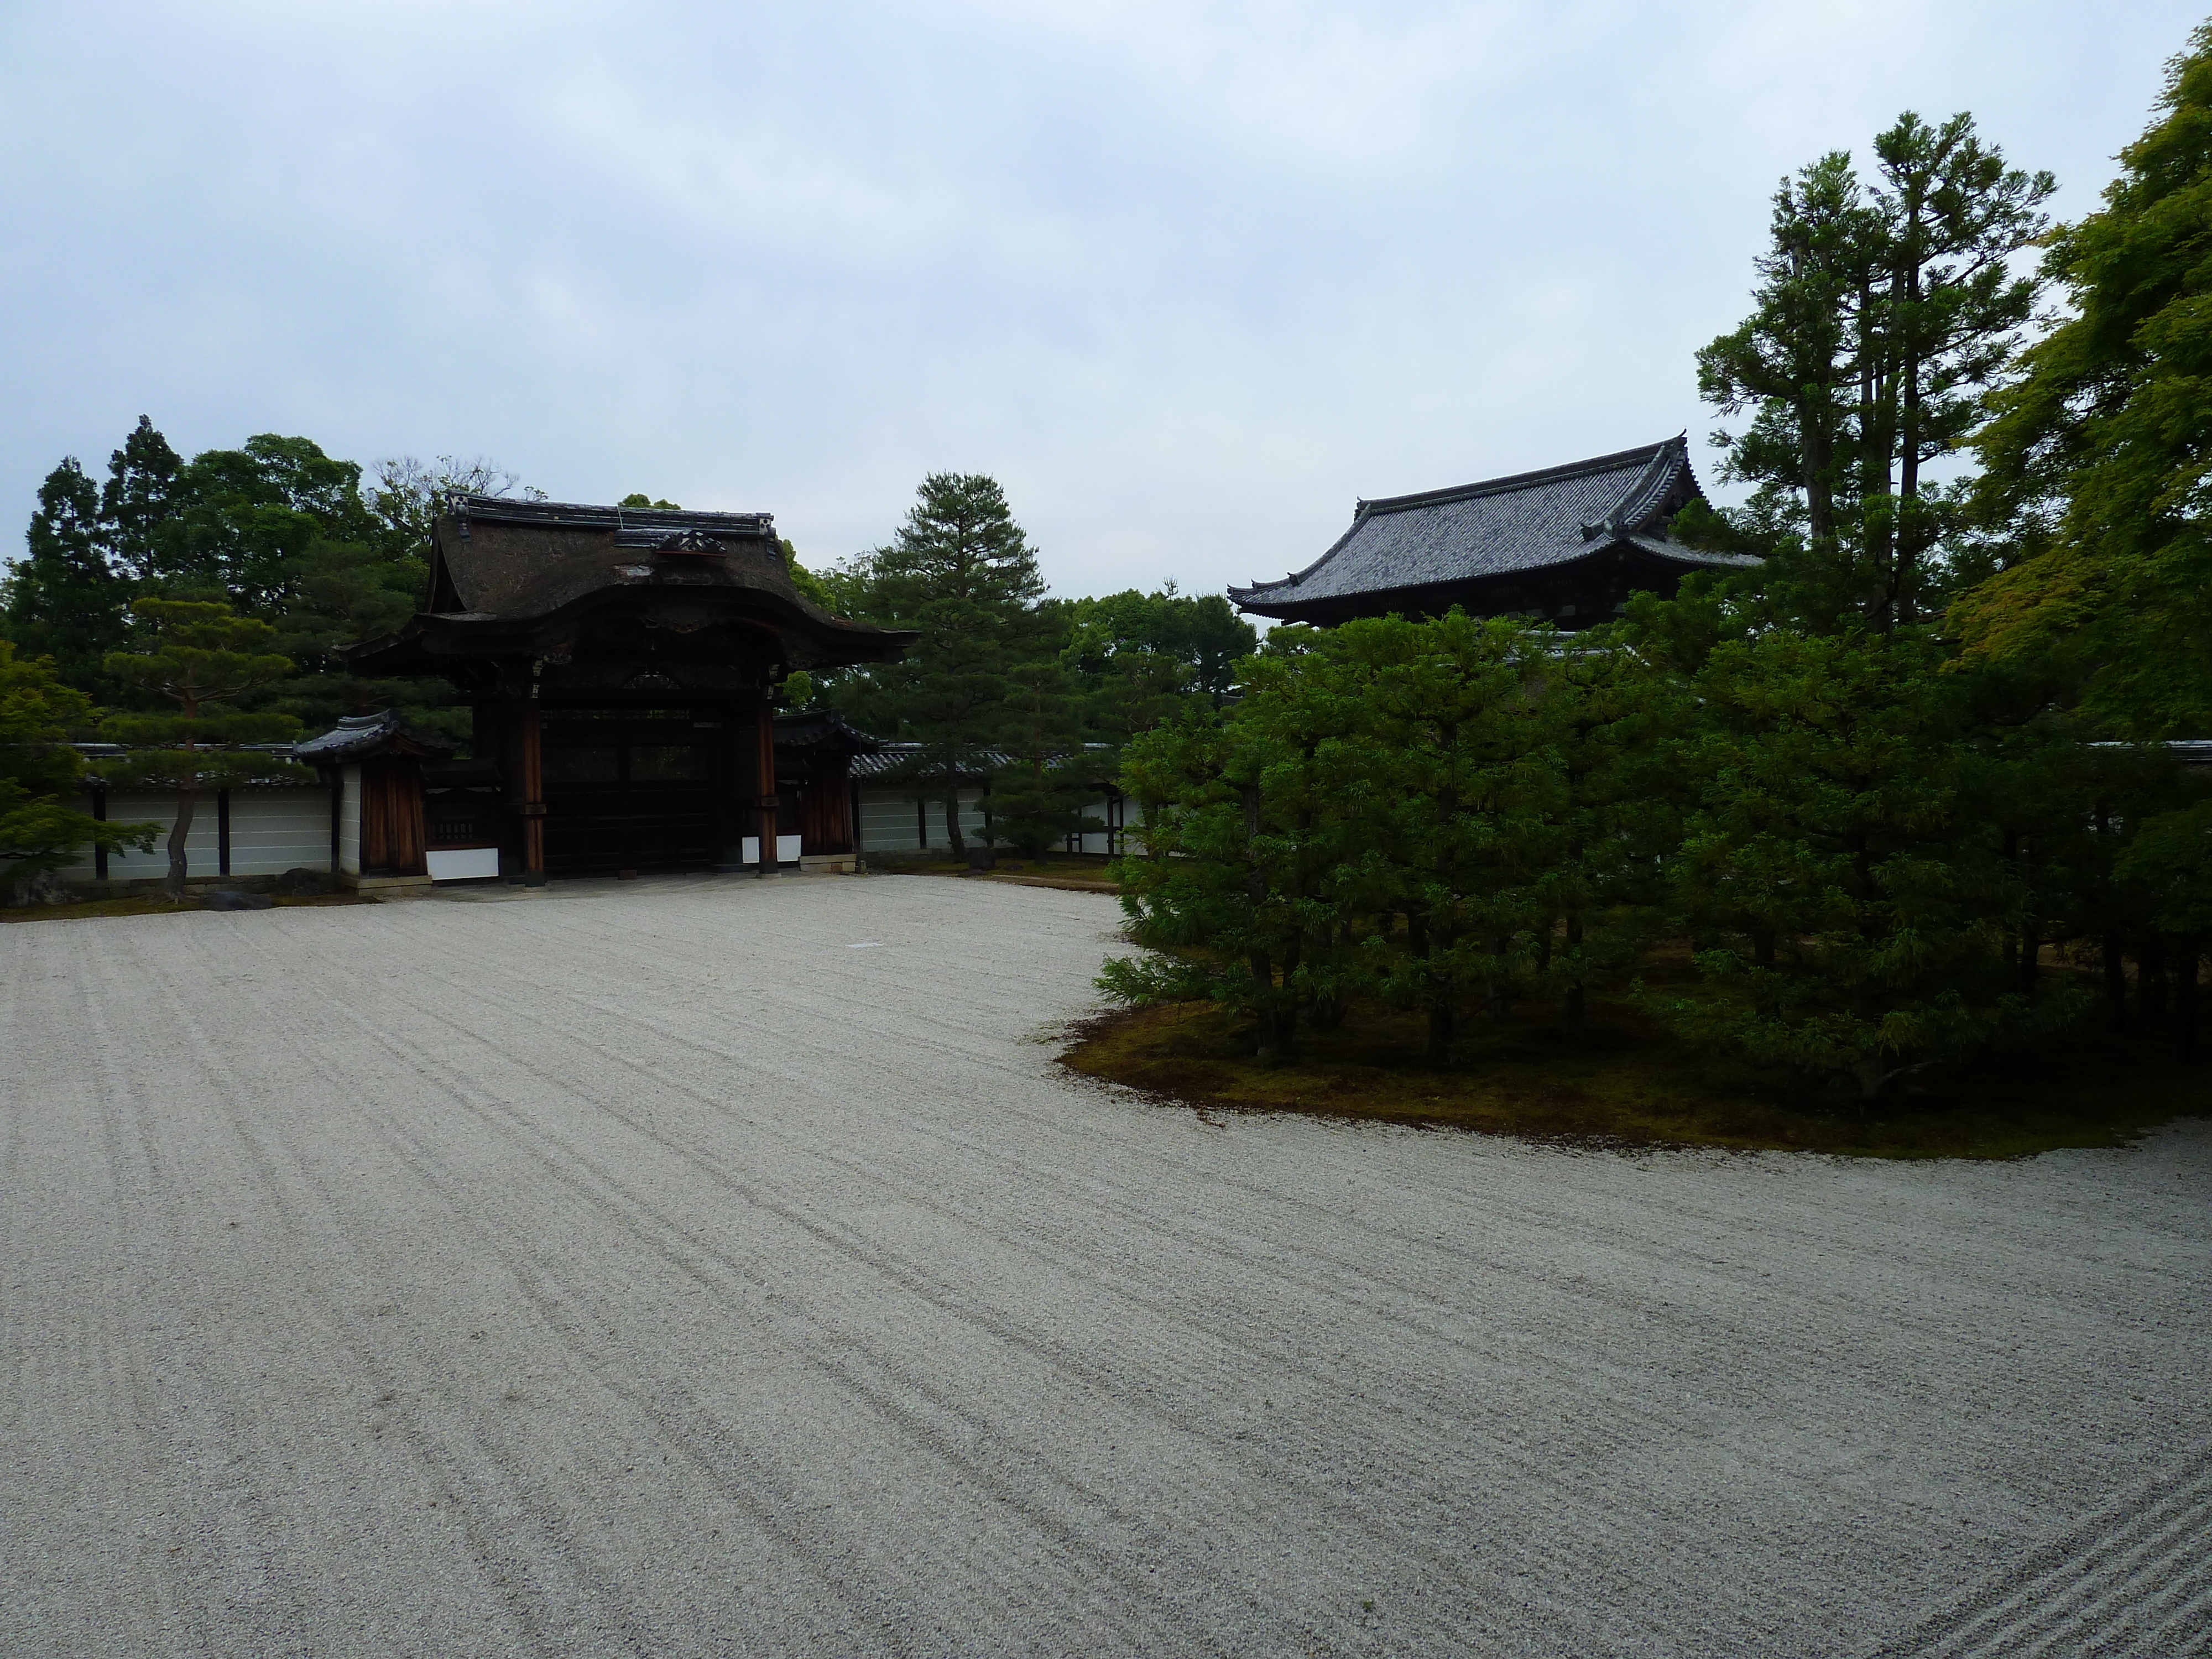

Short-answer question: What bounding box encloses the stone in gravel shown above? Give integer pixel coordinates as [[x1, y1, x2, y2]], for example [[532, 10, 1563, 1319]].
[[199, 889, 275, 911]]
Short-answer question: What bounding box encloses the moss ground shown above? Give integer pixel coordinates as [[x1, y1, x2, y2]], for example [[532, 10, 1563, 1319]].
[[870, 851, 1121, 893], [1060, 954, 2206, 1160], [2, 893, 372, 925]]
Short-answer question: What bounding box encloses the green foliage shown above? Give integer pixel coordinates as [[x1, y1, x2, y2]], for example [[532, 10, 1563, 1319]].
[[262, 537, 460, 742], [990, 643, 1099, 857], [147, 435, 382, 610], [1110, 597, 2199, 1096], [102, 599, 305, 756], [1063, 583, 1256, 709], [5, 425, 536, 750], [101, 599, 309, 894], [1650, 626, 2081, 1100], [100, 416, 185, 584], [1109, 612, 1656, 1065], [618, 493, 681, 510], [837, 473, 1056, 854], [1955, 24, 2212, 740], [1698, 112, 2053, 632], [3, 457, 132, 700], [0, 640, 157, 882], [2117, 800, 2212, 938]]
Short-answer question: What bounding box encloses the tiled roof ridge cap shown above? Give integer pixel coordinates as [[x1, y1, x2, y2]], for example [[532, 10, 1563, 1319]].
[[1355, 436, 1679, 517], [444, 492, 775, 534]]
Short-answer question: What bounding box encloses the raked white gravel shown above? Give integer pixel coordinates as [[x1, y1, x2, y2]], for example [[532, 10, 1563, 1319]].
[[3, 872, 2208, 1657]]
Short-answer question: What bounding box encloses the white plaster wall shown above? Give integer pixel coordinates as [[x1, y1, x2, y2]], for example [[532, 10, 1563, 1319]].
[[338, 766, 362, 876], [225, 790, 333, 875], [53, 791, 215, 880], [857, 787, 987, 852], [51, 786, 335, 880]]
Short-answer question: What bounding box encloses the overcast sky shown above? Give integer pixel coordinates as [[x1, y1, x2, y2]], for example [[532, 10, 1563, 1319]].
[[1, 2, 2200, 599]]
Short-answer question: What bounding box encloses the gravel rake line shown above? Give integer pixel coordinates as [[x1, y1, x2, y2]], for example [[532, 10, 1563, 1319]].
[[1863, 1436, 2212, 1658], [8, 884, 2211, 1658]]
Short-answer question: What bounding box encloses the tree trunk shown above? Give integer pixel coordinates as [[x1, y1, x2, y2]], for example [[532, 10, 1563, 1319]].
[[1564, 914, 1586, 1040], [165, 785, 196, 900], [2104, 935, 2130, 1035], [1245, 781, 1291, 1062], [2140, 936, 2169, 1026], [2178, 943, 2201, 1064], [942, 789, 966, 858], [1427, 996, 1454, 1067], [1893, 241, 1924, 628]]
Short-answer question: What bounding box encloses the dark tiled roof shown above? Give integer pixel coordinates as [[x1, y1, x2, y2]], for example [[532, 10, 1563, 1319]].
[[291, 710, 454, 764], [432, 492, 797, 623], [850, 742, 1008, 782], [346, 493, 914, 676], [849, 740, 1114, 782], [773, 712, 881, 756], [1229, 437, 1757, 615], [446, 493, 774, 540]]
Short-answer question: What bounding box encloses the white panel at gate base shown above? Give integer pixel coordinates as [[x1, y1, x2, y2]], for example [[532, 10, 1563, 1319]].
[[739, 835, 804, 864], [426, 847, 502, 881]]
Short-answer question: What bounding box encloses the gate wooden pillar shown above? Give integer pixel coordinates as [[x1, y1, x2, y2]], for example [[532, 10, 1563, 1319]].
[[519, 700, 546, 885], [755, 691, 778, 876]]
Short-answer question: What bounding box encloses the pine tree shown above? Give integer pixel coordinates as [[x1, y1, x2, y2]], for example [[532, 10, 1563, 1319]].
[[1652, 627, 2078, 1101], [101, 601, 309, 897], [989, 632, 1098, 858], [1106, 634, 1360, 1063], [848, 473, 1052, 856], [0, 640, 157, 894]]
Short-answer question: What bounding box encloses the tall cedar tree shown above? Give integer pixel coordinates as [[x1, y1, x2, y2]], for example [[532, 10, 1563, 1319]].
[[0, 640, 157, 890], [102, 416, 185, 582], [3, 458, 131, 699], [847, 473, 1051, 855], [101, 601, 309, 897], [1696, 113, 2052, 632]]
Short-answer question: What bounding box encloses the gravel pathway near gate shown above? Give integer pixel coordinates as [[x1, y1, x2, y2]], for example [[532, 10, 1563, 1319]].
[[3, 874, 2207, 1657]]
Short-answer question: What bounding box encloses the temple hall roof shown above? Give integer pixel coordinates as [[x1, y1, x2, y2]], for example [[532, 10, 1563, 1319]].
[[1229, 436, 1758, 621]]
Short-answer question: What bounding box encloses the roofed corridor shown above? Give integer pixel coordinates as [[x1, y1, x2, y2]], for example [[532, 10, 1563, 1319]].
[[4, 875, 2208, 1657]]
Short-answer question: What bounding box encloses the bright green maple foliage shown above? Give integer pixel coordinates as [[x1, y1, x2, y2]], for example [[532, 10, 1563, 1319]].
[[1958, 24, 2212, 741]]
